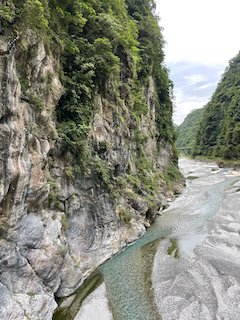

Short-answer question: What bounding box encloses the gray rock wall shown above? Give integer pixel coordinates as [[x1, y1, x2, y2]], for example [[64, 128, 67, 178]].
[[0, 32, 181, 319]]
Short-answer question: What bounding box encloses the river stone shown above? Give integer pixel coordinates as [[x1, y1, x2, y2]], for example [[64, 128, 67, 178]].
[[152, 161, 240, 320], [74, 283, 113, 320]]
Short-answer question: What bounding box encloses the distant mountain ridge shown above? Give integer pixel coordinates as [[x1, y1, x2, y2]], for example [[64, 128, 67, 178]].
[[176, 108, 204, 150], [193, 51, 240, 159]]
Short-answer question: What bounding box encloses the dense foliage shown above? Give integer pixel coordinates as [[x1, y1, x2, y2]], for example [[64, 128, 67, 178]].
[[193, 52, 240, 159], [51, 0, 141, 158], [176, 108, 204, 151], [1, 0, 179, 198], [126, 0, 175, 143], [1, 0, 174, 147]]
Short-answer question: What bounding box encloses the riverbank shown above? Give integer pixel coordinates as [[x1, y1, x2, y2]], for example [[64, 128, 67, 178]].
[[54, 159, 240, 319], [183, 154, 240, 169], [153, 163, 240, 319]]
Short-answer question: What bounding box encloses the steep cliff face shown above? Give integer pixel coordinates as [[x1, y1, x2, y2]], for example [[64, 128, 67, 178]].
[[0, 1, 182, 319], [0, 32, 63, 319]]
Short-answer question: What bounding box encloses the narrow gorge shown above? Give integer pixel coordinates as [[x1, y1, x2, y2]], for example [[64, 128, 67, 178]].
[[0, 1, 183, 319]]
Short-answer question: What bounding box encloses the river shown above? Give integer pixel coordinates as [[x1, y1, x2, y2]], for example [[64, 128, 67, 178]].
[[60, 158, 240, 320]]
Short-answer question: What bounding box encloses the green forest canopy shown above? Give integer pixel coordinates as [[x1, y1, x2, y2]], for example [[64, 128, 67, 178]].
[[193, 51, 240, 160], [176, 108, 204, 150]]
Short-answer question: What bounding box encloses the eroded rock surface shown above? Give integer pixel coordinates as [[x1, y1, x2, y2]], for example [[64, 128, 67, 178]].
[[153, 173, 240, 320], [0, 31, 181, 319]]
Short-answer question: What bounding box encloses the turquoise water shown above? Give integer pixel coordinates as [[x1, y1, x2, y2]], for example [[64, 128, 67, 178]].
[[99, 159, 239, 320], [62, 159, 240, 320]]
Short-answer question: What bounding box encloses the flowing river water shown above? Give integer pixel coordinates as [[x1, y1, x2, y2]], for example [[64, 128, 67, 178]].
[[59, 158, 240, 320]]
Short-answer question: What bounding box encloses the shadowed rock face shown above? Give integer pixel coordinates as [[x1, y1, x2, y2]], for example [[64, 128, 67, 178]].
[[0, 31, 180, 319]]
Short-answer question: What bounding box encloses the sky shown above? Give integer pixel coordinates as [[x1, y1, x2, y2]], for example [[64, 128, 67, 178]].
[[155, 0, 240, 124]]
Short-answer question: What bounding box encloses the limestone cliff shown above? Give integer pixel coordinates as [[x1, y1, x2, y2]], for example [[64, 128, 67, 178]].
[[0, 1, 182, 319]]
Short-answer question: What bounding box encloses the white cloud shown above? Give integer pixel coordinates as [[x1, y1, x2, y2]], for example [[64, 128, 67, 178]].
[[173, 101, 207, 125], [183, 74, 207, 86], [173, 84, 209, 125], [174, 88, 186, 103], [156, 0, 240, 65], [174, 86, 210, 104], [196, 82, 216, 90]]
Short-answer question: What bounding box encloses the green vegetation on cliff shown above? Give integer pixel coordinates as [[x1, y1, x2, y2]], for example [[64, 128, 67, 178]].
[[176, 108, 204, 151], [1, 0, 181, 215], [1, 0, 175, 143], [193, 52, 240, 159]]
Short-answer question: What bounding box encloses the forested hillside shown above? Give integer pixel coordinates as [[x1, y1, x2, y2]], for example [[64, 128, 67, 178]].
[[176, 108, 204, 150], [194, 51, 240, 159]]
